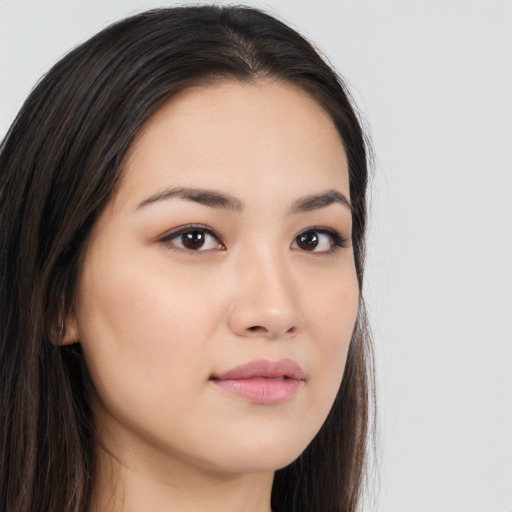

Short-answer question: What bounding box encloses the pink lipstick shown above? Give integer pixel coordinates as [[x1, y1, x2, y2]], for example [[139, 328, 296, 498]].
[[211, 359, 305, 404]]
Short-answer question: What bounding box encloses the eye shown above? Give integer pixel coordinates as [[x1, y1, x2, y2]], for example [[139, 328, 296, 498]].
[[291, 228, 348, 253], [159, 225, 225, 252]]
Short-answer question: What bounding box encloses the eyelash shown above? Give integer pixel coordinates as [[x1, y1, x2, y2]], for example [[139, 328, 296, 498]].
[[292, 227, 349, 253], [159, 224, 225, 254], [158, 223, 349, 254]]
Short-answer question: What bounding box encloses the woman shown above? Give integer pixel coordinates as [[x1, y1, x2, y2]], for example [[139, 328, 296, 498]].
[[0, 5, 374, 512]]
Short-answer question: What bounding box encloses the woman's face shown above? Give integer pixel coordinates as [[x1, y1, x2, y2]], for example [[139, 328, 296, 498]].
[[69, 80, 359, 476]]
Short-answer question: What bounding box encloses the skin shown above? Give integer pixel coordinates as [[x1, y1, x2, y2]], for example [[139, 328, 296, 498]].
[[65, 79, 359, 512]]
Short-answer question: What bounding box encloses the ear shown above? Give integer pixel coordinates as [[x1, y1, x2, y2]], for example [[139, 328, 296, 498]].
[[54, 314, 80, 346], [63, 316, 79, 345]]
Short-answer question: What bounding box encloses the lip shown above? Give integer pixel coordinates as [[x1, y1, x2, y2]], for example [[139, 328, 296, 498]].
[[211, 359, 305, 405]]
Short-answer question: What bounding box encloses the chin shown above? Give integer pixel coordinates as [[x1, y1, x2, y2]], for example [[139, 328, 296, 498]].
[[208, 450, 302, 474], [198, 428, 316, 474]]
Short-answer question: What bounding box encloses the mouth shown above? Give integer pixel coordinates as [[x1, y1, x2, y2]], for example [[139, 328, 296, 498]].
[[210, 359, 305, 405]]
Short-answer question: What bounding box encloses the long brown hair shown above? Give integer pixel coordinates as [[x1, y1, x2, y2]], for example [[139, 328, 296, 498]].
[[0, 6, 374, 512]]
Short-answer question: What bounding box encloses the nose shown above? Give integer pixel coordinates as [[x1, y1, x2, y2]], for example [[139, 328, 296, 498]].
[[227, 250, 305, 340]]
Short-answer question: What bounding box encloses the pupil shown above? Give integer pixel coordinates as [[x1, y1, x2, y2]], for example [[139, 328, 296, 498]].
[[298, 231, 318, 251], [182, 230, 205, 250]]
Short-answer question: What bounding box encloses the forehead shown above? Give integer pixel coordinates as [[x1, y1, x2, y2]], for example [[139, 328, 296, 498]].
[[116, 79, 349, 211]]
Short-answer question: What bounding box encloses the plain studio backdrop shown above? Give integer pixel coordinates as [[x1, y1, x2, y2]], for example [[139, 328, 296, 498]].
[[1, 1, 511, 511]]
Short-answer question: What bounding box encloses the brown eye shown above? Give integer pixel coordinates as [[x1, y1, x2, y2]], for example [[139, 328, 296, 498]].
[[291, 228, 347, 254], [161, 226, 225, 252], [181, 230, 206, 250], [295, 230, 319, 251]]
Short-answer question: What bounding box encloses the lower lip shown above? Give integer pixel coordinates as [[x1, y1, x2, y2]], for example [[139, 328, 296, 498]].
[[212, 377, 303, 404]]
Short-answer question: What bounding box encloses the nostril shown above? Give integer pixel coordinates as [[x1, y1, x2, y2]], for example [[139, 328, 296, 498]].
[[246, 325, 298, 338], [247, 326, 268, 333]]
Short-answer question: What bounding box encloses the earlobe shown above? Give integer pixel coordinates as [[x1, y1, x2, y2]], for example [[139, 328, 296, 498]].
[[57, 315, 79, 346]]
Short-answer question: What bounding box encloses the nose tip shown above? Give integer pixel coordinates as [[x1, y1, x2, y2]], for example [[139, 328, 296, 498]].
[[227, 261, 304, 340], [229, 303, 303, 340]]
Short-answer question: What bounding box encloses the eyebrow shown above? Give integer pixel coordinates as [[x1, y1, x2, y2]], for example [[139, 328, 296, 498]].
[[135, 187, 243, 211], [135, 186, 351, 214], [288, 189, 352, 214]]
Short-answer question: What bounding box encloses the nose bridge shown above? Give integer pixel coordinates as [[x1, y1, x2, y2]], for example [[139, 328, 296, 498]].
[[244, 244, 292, 302], [228, 242, 304, 339]]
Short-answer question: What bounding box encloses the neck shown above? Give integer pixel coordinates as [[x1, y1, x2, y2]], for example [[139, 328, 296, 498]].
[[90, 443, 274, 512]]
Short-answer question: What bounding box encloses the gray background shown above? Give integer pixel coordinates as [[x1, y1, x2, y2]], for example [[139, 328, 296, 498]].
[[1, 1, 511, 510]]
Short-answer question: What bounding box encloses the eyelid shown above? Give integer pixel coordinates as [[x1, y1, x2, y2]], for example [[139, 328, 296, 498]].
[[292, 226, 349, 253], [158, 223, 225, 252]]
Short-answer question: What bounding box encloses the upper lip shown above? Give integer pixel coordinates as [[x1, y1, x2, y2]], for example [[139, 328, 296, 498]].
[[211, 358, 305, 381]]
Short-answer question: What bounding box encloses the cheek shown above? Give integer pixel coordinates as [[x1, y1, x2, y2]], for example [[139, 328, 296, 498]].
[[74, 248, 220, 407], [307, 263, 359, 350], [303, 265, 359, 403], [74, 256, 227, 465]]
